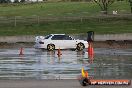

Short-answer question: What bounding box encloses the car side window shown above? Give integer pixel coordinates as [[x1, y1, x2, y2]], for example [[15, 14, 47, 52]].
[[51, 35, 64, 40], [63, 35, 73, 40], [51, 35, 73, 40]]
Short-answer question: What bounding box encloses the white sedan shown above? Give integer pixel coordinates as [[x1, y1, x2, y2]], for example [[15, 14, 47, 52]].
[[34, 34, 88, 51]]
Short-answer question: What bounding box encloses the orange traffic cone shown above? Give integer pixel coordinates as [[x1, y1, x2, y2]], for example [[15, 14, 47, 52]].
[[88, 42, 94, 64], [88, 42, 94, 56], [90, 47, 94, 55], [19, 47, 24, 55], [57, 47, 62, 57]]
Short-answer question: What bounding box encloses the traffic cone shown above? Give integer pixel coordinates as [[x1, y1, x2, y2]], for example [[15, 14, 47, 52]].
[[88, 42, 94, 56], [88, 42, 94, 64], [57, 47, 62, 57], [90, 47, 94, 55], [19, 47, 24, 55]]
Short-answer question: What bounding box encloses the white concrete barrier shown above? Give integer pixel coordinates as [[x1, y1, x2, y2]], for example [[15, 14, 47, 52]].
[[0, 33, 131, 43], [0, 36, 35, 43], [94, 33, 132, 41]]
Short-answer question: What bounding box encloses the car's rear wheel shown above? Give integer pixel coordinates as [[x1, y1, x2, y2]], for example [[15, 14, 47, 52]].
[[76, 43, 85, 51], [47, 44, 55, 51]]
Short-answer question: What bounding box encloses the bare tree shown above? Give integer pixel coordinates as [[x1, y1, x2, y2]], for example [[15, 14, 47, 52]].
[[93, 0, 115, 14]]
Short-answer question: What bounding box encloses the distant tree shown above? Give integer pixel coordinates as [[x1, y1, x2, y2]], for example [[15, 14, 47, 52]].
[[93, 0, 115, 14], [128, 0, 132, 13]]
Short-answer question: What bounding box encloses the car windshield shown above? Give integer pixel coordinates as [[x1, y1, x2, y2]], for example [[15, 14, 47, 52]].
[[44, 35, 52, 39]]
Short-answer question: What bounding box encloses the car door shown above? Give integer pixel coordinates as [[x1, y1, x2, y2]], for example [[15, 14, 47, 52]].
[[51, 35, 64, 49], [62, 35, 76, 49]]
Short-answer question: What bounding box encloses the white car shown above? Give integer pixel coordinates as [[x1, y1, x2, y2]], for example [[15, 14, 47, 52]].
[[34, 34, 88, 51]]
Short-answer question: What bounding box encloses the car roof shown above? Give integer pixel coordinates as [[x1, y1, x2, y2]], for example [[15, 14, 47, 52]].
[[50, 34, 66, 36]]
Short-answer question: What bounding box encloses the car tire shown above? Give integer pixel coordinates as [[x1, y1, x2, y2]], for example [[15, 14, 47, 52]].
[[76, 43, 85, 51], [47, 44, 55, 51]]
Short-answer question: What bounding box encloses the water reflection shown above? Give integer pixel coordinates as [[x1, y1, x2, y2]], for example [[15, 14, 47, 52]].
[[0, 48, 131, 79], [89, 54, 94, 64], [47, 51, 56, 64]]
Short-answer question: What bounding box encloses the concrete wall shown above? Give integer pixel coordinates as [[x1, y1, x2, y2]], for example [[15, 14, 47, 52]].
[[0, 33, 132, 43], [94, 33, 132, 41], [0, 36, 35, 43]]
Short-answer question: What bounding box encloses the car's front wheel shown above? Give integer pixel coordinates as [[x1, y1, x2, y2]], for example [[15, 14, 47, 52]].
[[47, 44, 55, 51], [76, 43, 85, 51]]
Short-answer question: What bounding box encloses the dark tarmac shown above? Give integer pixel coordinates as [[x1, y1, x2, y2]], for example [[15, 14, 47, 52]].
[[0, 79, 131, 88]]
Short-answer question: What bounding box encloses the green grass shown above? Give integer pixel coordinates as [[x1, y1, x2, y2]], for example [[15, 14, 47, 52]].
[[0, 18, 132, 36], [0, 2, 97, 17], [0, 1, 132, 36], [0, 1, 130, 17], [110, 1, 130, 14]]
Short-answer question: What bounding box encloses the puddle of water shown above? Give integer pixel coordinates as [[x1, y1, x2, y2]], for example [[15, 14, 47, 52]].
[[0, 48, 132, 80]]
